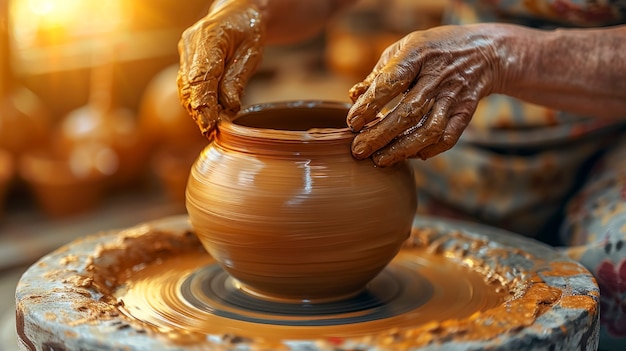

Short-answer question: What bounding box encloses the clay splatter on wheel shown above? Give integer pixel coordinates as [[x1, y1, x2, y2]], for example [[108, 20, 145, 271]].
[[15, 215, 599, 351]]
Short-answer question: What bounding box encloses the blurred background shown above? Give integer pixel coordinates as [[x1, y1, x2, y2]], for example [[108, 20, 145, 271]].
[[0, 0, 444, 348]]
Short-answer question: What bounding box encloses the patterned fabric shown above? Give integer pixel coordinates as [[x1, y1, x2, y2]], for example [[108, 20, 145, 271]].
[[412, 1, 626, 349], [412, 130, 611, 237], [445, 0, 626, 27], [559, 135, 626, 349]]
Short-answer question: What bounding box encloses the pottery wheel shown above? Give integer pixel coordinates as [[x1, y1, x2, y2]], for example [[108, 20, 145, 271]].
[[15, 215, 600, 351], [114, 248, 504, 336]]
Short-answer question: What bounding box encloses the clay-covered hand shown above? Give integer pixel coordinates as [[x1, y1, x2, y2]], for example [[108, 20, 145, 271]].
[[177, 0, 266, 140], [347, 24, 505, 166]]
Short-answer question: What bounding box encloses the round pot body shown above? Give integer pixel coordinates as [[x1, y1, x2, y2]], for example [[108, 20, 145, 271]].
[[186, 101, 417, 302]]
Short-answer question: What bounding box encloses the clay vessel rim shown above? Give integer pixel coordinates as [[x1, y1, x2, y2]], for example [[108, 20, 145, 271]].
[[220, 100, 355, 142]]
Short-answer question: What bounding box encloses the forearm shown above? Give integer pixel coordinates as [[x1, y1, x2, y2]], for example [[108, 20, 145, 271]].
[[496, 23, 626, 119], [210, 0, 358, 45]]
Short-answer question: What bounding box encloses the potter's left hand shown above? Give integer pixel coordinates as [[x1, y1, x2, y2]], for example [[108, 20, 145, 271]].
[[347, 25, 504, 167], [177, 0, 266, 140]]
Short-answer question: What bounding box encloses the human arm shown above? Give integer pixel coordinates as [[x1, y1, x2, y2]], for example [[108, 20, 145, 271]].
[[347, 23, 626, 166], [177, 0, 358, 139], [500, 25, 626, 119]]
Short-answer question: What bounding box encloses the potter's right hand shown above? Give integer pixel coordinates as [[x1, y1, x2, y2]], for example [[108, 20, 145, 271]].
[[346, 25, 505, 166], [177, 0, 266, 140]]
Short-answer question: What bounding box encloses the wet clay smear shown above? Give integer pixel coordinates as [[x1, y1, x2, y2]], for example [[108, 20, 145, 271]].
[[15, 217, 599, 351]]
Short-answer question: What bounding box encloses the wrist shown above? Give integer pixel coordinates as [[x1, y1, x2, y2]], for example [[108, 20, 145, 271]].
[[481, 23, 543, 96]]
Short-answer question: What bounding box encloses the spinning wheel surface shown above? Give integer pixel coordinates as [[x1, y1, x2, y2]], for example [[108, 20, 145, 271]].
[[114, 247, 506, 337], [15, 215, 600, 351]]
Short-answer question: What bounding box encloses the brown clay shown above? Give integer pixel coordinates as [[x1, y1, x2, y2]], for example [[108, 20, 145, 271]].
[[186, 101, 418, 302], [16, 214, 599, 350], [76, 219, 582, 349], [113, 238, 508, 343]]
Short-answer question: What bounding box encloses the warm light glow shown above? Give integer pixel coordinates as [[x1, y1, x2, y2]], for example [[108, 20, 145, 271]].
[[10, 0, 124, 49], [26, 0, 54, 16]]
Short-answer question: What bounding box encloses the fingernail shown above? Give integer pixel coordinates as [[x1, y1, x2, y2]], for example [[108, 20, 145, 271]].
[[221, 91, 241, 112], [352, 141, 369, 158], [348, 113, 365, 131], [373, 153, 389, 167]]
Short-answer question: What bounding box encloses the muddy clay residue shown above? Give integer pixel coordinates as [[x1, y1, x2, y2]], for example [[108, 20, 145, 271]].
[[14, 217, 600, 351], [46, 223, 590, 350]]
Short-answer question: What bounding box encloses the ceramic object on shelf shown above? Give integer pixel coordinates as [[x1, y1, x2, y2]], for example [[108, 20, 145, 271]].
[[53, 104, 146, 188], [53, 52, 147, 190], [0, 148, 13, 219], [151, 141, 205, 205], [138, 64, 207, 204], [138, 64, 204, 151], [324, 10, 401, 81], [0, 87, 52, 157], [186, 100, 417, 302], [0, 6, 52, 158], [18, 143, 115, 217]]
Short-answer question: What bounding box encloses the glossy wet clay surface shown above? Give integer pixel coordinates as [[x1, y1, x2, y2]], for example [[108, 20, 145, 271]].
[[186, 101, 417, 302], [15, 215, 600, 351]]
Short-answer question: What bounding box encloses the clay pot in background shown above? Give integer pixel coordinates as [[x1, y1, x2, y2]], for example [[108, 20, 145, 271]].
[[0, 87, 52, 157], [138, 64, 203, 150], [1, 5, 52, 166], [0, 149, 14, 218], [18, 143, 115, 218], [151, 142, 205, 205], [324, 1, 444, 81], [186, 101, 417, 302], [53, 56, 148, 190], [324, 10, 402, 81], [53, 105, 147, 189], [138, 64, 207, 204], [0, 86, 53, 218]]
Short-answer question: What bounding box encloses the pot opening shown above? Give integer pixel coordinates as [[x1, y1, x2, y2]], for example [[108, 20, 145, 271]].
[[234, 102, 350, 131]]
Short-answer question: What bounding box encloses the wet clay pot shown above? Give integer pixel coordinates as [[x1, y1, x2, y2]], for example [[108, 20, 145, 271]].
[[186, 101, 417, 302]]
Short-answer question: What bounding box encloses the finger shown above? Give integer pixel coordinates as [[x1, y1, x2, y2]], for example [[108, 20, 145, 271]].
[[367, 67, 460, 166], [347, 70, 414, 132], [351, 98, 434, 159], [416, 112, 470, 159], [347, 42, 399, 103], [177, 34, 217, 139], [177, 62, 216, 140], [177, 22, 226, 138], [177, 30, 194, 112], [348, 68, 382, 103], [371, 96, 451, 167], [220, 42, 264, 114], [183, 37, 230, 138], [188, 49, 223, 137], [347, 43, 419, 132]]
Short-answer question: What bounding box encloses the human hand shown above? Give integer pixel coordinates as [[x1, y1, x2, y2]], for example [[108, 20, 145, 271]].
[[177, 0, 266, 140], [347, 25, 505, 166]]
